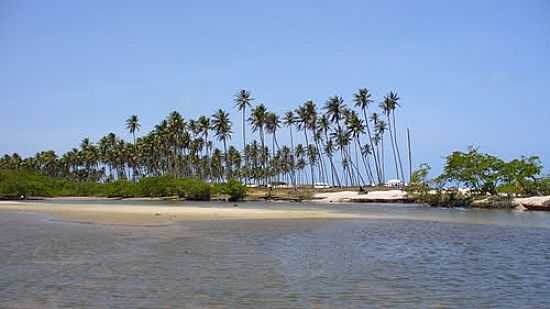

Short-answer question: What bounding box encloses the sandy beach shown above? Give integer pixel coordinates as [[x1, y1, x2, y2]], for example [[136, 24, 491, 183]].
[[0, 201, 366, 225], [313, 190, 410, 203]]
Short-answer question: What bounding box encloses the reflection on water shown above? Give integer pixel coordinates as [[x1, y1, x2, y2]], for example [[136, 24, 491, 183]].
[[1, 202, 550, 308]]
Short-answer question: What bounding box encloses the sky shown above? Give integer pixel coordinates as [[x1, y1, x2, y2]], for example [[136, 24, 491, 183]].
[[1, 0, 549, 175]]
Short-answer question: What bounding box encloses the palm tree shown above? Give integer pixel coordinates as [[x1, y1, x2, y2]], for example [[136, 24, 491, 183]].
[[234, 90, 253, 150], [197, 115, 211, 180], [265, 112, 281, 155], [249, 104, 268, 184], [125, 115, 141, 180], [353, 88, 382, 184], [283, 111, 297, 187], [167, 111, 185, 176], [346, 110, 374, 185], [373, 117, 387, 182], [331, 126, 354, 186], [319, 115, 340, 187], [324, 96, 351, 185], [295, 101, 316, 186], [126, 115, 140, 145], [380, 92, 403, 181], [324, 96, 347, 128], [294, 144, 306, 185], [388, 91, 405, 183], [211, 109, 232, 179]]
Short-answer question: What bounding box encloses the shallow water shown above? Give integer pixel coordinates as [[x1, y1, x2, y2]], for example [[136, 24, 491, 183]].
[[1, 201, 550, 308]]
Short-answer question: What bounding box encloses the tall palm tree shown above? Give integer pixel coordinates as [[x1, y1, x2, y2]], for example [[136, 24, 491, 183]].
[[319, 115, 340, 187], [234, 89, 254, 151], [346, 110, 374, 185], [380, 92, 403, 181], [373, 117, 387, 182], [324, 96, 347, 128], [125, 115, 140, 180], [353, 88, 382, 184], [211, 109, 232, 179], [167, 111, 185, 176], [197, 115, 211, 180], [249, 104, 268, 185], [388, 91, 405, 183], [283, 111, 297, 187], [126, 115, 140, 145], [295, 101, 316, 186], [331, 126, 354, 186], [324, 96, 350, 185], [265, 112, 281, 155]]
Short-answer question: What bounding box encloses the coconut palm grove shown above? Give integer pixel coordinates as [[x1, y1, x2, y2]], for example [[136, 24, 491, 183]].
[[1, 88, 412, 188], [2, 86, 549, 204]]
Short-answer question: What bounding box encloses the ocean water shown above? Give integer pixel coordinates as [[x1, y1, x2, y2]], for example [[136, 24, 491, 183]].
[[1, 201, 549, 308]]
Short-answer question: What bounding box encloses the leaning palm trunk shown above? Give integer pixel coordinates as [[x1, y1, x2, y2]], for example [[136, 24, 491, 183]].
[[314, 139, 327, 184], [363, 110, 382, 184], [392, 111, 405, 183], [328, 155, 341, 187], [356, 139, 375, 185], [386, 114, 400, 181], [340, 148, 353, 187], [348, 147, 367, 187]]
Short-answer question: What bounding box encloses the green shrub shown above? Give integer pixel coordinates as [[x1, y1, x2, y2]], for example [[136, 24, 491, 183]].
[[102, 180, 140, 197], [0, 169, 53, 198], [176, 178, 211, 200], [0, 171, 216, 200], [220, 179, 247, 201], [138, 176, 179, 197]]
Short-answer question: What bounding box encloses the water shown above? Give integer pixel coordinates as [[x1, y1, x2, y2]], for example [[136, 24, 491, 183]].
[[1, 201, 550, 308]]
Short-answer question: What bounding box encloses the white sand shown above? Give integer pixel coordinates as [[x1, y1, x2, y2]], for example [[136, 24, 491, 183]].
[[0, 201, 366, 225], [313, 190, 409, 203]]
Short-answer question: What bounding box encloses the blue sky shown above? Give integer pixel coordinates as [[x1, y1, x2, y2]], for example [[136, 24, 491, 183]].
[[1, 0, 549, 174]]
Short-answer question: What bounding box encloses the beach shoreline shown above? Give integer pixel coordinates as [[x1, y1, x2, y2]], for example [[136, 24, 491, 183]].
[[0, 200, 369, 225]]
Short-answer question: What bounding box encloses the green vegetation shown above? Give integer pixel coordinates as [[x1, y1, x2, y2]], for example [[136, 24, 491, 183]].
[[0, 170, 249, 201], [407, 147, 548, 207], [218, 179, 247, 202], [1, 87, 546, 206], [0, 88, 414, 191], [439, 147, 544, 196]]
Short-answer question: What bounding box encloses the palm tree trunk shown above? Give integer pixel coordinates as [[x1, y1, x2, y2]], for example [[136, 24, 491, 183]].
[[386, 114, 400, 181], [393, 111, 405, 183], [362, 109, 382, 184], [328, 156, 341, 187], [314, 140, 325, 184], [289, 126, 297, 189], [303, 130, 315, 187], [242, 108, 247, 184], [260, 127, 267, 186], [356, 139, 374, 185], [381, 138, 385, 182], [407, 128, 412, 184]]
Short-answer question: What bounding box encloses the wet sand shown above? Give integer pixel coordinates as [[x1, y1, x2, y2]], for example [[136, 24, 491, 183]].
[[0, 201, 365, 225]]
